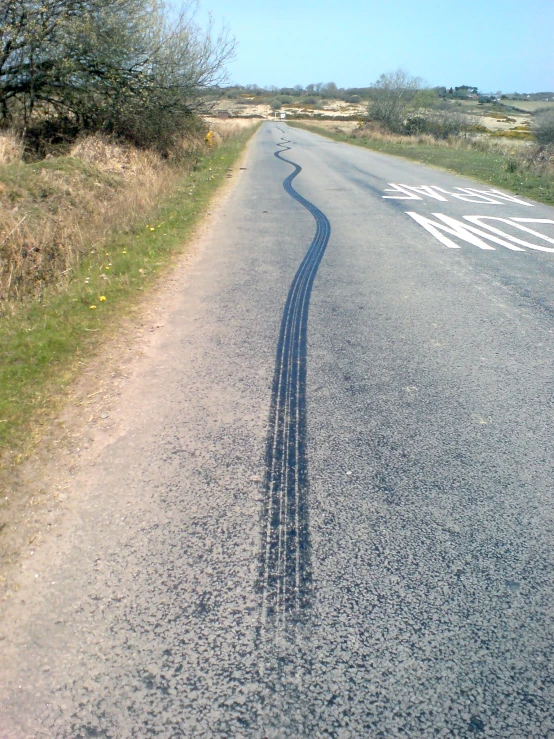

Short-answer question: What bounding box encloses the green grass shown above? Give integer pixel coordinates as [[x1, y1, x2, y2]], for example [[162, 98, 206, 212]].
[[289, 122, 554, 207], [502, 100, 554, 113], [0, 125, 259, 457]]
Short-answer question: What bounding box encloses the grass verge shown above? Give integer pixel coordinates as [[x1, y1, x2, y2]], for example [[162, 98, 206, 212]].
[[0, 125, 260, 460], [289, 122, 554, 206]]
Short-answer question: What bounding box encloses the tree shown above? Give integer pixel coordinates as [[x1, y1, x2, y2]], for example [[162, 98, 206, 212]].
[[452, 85, 479, 99], [367, 69, 424, 133], [0, 0, 236, 151], [307, 82, 323, 94], [322, 81, 338, 96]]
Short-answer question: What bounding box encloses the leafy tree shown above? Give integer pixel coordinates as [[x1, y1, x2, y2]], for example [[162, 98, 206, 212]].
[[307, 82, 324, 94], [452, 85, 479, 99], [0, 0, 235, 151], [322, 81, 338, 96], [367, 69, 424, 133]]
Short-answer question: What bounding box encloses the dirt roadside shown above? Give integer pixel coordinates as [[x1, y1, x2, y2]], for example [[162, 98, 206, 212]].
[[0, 143, 251, 607]]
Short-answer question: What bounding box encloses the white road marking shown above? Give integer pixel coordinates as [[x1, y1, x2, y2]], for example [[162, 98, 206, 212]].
[[514, 218, 554, 227], [470, 189, 533, 206], [398, 185, 448, 201], [448, 188, 507, 204], [448, 188, 528, 205], [407, 212, 554, 252], [384, 184, 533, 206], [463, 217, 554, 253], [383, 184, 423, 200], [407, 212, 499, 250], [512, 218, 554, 240]]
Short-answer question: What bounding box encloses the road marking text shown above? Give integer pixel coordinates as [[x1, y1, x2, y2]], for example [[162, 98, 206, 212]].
[[406, 214, 554, 252], [384, 184, 533, 206]]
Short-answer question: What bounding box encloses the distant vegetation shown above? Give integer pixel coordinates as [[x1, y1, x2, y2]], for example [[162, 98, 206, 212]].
[[269, 69, 554, 206], [211, 73, 554, 148], [210, 80, 554, 109], [364, 70, 476, 138]]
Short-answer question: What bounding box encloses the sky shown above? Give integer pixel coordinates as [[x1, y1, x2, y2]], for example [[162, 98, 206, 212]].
[[198, 0, 554, 93]]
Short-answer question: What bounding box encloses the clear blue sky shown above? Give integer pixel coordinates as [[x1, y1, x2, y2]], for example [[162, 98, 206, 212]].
[[200, 0, 554, 92]]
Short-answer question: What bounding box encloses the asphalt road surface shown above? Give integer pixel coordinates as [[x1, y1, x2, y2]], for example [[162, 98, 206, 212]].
[[1, 123, 554, 738]]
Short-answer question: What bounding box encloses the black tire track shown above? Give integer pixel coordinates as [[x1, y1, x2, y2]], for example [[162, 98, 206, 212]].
[[259, 132, 331, 632]]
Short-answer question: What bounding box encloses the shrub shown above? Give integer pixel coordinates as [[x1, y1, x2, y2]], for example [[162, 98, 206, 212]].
[[533, 110, 554, 145], [491, 129, 533, 140], [403, 110, 472, 139], [270, 99, 282, 110]]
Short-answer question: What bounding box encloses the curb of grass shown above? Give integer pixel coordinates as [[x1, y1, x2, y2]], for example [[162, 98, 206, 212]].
[[0, 124, 261, 463], [288, 121, 554, 207]]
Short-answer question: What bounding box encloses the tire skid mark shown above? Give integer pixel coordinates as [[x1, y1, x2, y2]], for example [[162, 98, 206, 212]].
[[259, 133, 331, 634]]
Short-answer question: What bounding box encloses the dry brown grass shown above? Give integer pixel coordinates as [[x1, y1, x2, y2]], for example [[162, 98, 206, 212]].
[[353, 125, 484, 150], [354, 128, 443, 147], [69, 135, 160, 172], [0, 135, 198, 305], [0, 120, 256, 306], [205, 117, 261, 141], [352, 125, 554, 174], [0, 131, 23, 164]]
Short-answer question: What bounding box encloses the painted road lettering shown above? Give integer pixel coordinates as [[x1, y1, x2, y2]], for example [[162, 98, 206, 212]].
[[464, 217, 554, 252], [383, 184, 533, 206], [407, 213, 554, 252]]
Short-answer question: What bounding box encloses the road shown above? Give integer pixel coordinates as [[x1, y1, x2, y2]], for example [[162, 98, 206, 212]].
[[1, 123, 554, 737]]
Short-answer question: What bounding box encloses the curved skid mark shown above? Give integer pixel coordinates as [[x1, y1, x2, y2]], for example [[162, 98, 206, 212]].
[[259, 134, 331, 634]]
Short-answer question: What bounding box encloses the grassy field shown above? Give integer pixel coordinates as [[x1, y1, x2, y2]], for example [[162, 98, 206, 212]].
[[289, 122, 554, 207], [0, 125, 259, 459], [455, 99, 554, 115], [501, 100, 554, 113]]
